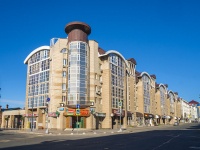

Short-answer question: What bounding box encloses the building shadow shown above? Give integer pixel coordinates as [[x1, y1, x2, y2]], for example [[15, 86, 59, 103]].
[[1, 124, 200, 150]]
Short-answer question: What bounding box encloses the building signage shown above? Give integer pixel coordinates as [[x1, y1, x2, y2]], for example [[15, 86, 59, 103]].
[[48, 112, 57, 117], [95, 112, 106, 117], [80, 109, 90, 116], [59, 107, 64, 111], [112, 109, 125, 117], [64, 109, 90, 116], [24, 114, 38, 117], [66, 109, 75, 116]]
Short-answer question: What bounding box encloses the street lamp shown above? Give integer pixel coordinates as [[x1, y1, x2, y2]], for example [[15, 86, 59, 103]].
[[31, 85, 34, 132], [46, 98, 50, 134], [118, 100, 122, 132]]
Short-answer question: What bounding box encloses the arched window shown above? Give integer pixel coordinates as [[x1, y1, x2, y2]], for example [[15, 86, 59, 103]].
[[28, 49, 50, 108]]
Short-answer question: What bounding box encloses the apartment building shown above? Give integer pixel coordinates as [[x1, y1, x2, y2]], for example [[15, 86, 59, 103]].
[[23, 21, 190, 130]]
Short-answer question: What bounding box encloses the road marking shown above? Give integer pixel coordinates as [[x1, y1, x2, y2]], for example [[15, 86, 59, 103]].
[[0, 140, 10, 142], [152, 134, 180, 150], [189, 147, 200, 149]]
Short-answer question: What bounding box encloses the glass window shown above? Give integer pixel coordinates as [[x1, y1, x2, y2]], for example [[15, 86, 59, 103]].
[[63, 71, 66, 77], [110, 53, 125, 109]]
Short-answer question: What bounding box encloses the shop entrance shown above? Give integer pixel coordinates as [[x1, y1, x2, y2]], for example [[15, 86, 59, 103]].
[[66, 116, 86, 128]]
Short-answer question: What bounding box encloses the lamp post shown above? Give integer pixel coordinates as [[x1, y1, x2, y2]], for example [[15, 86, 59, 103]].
[[31, 86, 34, 132], [76, 104, 80, 135], [118, 101, 122, 132], [46, 98, 50, 134]]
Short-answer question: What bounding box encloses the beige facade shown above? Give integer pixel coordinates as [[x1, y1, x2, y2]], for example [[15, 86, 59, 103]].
[[23, 21, 188, 130], [1, 109, 25, 129]]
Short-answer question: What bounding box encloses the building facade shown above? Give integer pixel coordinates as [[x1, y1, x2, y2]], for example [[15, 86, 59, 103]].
[[23, 21, 197, 130]]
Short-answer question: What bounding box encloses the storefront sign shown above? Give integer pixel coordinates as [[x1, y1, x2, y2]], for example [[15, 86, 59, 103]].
[[66, 109, 75, 116], [80, 109, 90, 116], [59, 107, 64, 111], [95, 112, 106, 117], [112, 109, 125, 117], [64, 109, 90, 116], [48, 112, 57, 117], [24, 114, 38, 117]]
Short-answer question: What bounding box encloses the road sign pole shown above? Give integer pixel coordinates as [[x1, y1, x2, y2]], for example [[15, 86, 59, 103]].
[[77, 115, 78, 135], [118, 100, 122, 132], [76, 104, 80, 135]]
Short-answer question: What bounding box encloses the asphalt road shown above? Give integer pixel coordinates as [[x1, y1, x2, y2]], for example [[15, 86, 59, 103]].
[[0, 123, 200, 150]]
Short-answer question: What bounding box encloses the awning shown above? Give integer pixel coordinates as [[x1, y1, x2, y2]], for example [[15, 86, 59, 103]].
[[136, 112, 143, 117], [166, 116, 171, 119], [155, 115, 160, 119], [144, 113, 154, 119], [127, 111, 132, 117]]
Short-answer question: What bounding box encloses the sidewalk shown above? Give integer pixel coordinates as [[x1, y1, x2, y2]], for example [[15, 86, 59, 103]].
[[2, 124, 176, 136]]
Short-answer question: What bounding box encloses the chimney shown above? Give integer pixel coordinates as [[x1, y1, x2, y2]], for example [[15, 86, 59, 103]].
[[6, 104, 9, 109]]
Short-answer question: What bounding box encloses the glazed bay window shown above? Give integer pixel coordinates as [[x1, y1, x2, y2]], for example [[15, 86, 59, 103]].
[[27, 49, 50, 108], [160, 86, 165, 115], [143, 75, 151, 113], [68, 41, 88, 105], [169, 93, 174, 113], [110, 53, 125, 109]]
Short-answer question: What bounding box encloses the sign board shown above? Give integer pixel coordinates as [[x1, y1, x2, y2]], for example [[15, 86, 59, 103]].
[[118, 101, 122, 107], [47, 98, 50, 102], [64, 109, 90, 116], [59, 107, 64, 111], [76, 104, 80, 109], [24, 114, 38, 117], [76, 109, 80, 115]]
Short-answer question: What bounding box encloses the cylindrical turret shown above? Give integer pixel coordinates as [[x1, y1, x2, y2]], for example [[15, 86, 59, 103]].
[[65, 21, 91, 43]]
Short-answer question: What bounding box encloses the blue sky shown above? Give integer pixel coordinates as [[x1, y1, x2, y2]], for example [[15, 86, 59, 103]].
[[0, 0, 200, 108]]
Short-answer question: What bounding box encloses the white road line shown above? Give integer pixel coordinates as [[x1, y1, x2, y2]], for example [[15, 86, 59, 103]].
[[0, 140, 10, 142], [152, 134, 180, 150], [189, 147, 200, 149]]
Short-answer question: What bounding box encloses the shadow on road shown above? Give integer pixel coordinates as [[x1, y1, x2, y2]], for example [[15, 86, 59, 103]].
[[1, 123, 200, 150]]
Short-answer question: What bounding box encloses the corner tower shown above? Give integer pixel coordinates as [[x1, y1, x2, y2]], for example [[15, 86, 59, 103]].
[[65, 22, 91, 108]]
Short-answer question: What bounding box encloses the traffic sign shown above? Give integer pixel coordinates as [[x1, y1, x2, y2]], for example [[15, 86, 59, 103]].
[[47, 98, 50, 102], [118, 101, 122, 107], [76, 104, 80, 109], [76, 109, 80, 115]]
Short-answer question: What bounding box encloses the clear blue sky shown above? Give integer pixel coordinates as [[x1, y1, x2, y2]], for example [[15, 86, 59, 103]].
[[0, 0, 200, 108]]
